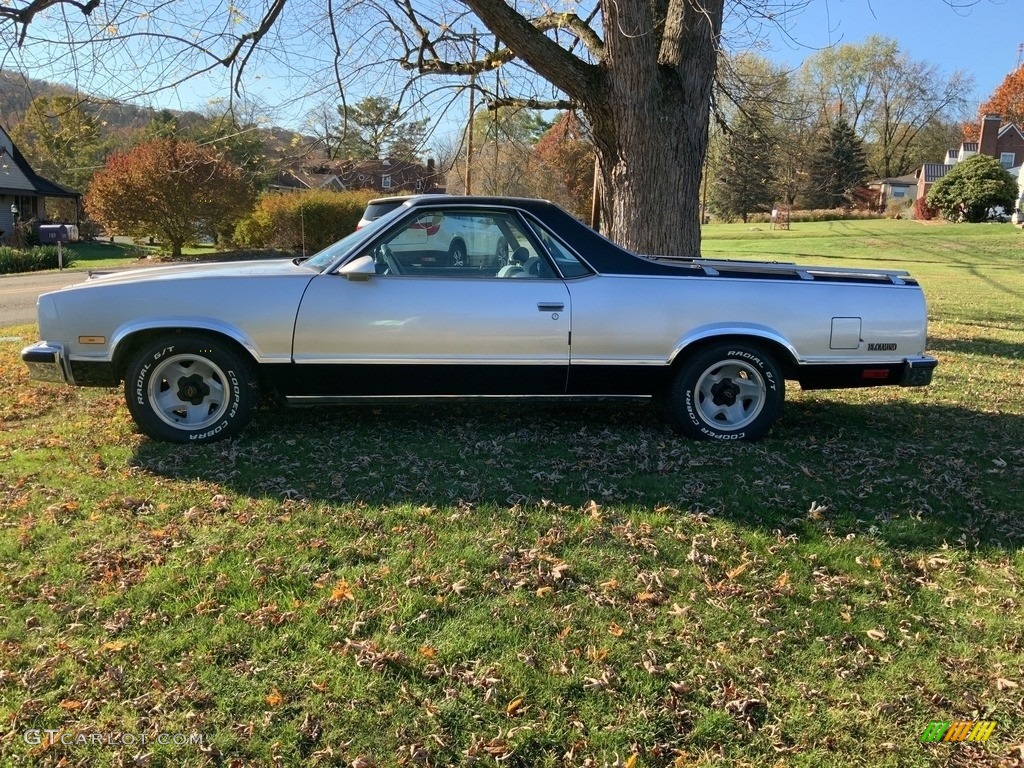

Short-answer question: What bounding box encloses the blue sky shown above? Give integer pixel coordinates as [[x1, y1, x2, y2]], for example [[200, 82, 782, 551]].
[[763, 0, 1019, 108], [162, 0, 1019, 132]]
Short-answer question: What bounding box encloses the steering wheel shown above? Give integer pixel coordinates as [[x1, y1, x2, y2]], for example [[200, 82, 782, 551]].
[[378, 243, 401, 275]]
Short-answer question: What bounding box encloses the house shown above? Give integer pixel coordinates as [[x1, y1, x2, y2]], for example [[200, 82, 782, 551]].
[[916, 114, 1024, 202], [269, 157, 445, 196], [869, 173, 918, 210], [0, 124, 82, 241]]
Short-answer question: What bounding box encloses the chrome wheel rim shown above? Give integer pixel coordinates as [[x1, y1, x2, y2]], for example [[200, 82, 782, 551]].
[[147, 353, 229, 430], [694, 359, 766, 430]]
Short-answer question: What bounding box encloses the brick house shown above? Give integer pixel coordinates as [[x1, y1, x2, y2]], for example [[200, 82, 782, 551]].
[[916, 114, 1024, 201], [270, 157, 445, 195]]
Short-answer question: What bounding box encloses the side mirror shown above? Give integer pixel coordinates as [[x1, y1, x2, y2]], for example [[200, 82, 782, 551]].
[[338, 254, 376, 280]]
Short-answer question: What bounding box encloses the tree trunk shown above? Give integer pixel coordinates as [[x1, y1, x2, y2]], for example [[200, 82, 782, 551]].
[[463, 0, 722, 257], [586, 0, 721, 257]]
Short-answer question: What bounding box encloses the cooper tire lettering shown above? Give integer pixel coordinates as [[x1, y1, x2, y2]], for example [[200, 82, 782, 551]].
[[124, 334, 258, 444], [668, 341, 785, 442]]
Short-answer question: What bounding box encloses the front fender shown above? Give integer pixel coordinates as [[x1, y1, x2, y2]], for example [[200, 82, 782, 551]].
[[109, 318, 290, 366]]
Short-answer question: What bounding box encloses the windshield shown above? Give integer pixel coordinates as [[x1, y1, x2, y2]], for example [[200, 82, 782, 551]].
[[302, 204, 408, 271]]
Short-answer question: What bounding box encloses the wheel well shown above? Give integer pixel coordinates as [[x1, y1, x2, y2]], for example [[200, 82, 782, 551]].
[[448, 237, 466, 252], [670, 335, 799, 380], [112, 328, 258, 382]]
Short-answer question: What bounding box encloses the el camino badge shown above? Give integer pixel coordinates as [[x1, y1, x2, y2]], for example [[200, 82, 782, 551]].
[[867, 343, 897, 351]]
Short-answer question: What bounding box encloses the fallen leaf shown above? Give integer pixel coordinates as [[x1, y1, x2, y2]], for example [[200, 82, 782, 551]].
[[506, 696, 525, 715], [265, 688, 284, 707], [418, 645, 438, 659], [996, 677, 1018, 690], [608, 622, 624, 637], [726, 562, 749, 580], [866, 628, 887, 642], [329, 579, 356, 602]]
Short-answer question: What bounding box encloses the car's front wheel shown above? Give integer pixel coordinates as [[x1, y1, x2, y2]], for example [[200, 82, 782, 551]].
[[124, 334, 259, 443], [668, 342, 783, 441], [448, 241, 467, 267]]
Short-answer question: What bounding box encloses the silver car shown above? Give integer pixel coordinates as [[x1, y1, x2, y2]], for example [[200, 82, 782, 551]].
[[22, 196, 937, 443]]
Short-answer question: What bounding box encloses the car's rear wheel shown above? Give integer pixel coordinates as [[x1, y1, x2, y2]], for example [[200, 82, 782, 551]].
[[124, 333, 259, 443], [668, 341, 783, 441], [448, 240, 467, 267]]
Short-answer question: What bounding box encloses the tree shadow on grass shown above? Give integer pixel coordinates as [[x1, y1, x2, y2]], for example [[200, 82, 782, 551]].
[[131, 397, 1024, 554], [927, 335, 1023, 361]]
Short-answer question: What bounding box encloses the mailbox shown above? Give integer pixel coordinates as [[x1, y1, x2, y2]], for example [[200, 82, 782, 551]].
[[38, 224, 70, 243]]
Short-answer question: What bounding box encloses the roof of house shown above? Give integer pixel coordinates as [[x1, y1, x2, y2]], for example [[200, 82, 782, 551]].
[[874, 173, 919, 186], [922, 163, 953, 183], [270, 156, 444, 194], [0, 133, 81, 198], [997, 123, 1024, 141]]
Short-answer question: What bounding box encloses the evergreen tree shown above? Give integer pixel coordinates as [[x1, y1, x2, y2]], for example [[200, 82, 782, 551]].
[[806, 119, 868, 208], [11, 96, 107, 192], [711, 108, 777, 223], [334, 96, 429, 161]]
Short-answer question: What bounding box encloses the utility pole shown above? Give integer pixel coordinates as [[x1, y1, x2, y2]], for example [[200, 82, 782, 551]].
[[464, 30, 478, 195]]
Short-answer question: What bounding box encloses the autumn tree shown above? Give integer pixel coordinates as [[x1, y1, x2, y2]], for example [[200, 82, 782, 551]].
[[926, 154, 1018, 223], [448, 107, 548, 196], [969, 64, 1024, 139], [85, 139, 254, 258], [532, 112, 594, 216]]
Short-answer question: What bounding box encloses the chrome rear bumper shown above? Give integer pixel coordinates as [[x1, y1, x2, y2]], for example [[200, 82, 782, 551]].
[[900, 355, 938, 386]]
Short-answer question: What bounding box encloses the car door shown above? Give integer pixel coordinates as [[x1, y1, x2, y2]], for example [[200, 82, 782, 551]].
[[289, 212, 571, 397]]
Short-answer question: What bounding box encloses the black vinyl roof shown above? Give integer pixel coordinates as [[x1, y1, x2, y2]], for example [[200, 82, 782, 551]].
[[398, 195, 695, 277]]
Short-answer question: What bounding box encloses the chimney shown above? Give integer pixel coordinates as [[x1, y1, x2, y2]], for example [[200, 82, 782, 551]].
[[980, 113, 1002, 158], [427, 158, 435, 173]]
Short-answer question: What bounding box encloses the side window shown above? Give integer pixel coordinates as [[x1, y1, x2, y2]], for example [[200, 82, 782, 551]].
[[532, 225, 592, 278], [367, 210, 558, 279]]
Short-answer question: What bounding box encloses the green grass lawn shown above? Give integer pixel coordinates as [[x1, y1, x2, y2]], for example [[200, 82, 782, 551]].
[[1, 219, 1022, 767], [37, 241, 249, 271]]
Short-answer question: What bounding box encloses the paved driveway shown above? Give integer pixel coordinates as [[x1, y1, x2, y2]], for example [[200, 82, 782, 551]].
[[0, 270, 93, 327]]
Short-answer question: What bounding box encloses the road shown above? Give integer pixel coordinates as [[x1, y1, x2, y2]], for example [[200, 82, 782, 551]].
[[0, 269, 94, 328]]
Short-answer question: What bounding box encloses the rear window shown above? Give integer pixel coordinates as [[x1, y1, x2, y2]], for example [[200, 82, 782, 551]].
[[364, 200, 405, 221]]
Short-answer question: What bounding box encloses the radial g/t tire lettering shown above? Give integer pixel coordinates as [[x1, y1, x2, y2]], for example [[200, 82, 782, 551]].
[[668, 342, 784, 441], [124, 333, 259, 443]]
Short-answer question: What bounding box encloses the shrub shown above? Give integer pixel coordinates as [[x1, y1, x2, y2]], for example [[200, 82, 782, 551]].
[[234, 189, 377, 252], [885, 199, 912, 219], [0, 245, 76, 274], [926, 154, 1018, 222], [914, 196, 937, 221], [745, 208, 883, 225]]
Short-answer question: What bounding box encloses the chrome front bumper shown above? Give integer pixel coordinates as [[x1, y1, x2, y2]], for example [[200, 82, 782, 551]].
[[21, 342, 74, 385]]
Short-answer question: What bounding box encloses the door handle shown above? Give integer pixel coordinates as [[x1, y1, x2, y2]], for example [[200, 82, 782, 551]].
[[537, 302, 564, 312]]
